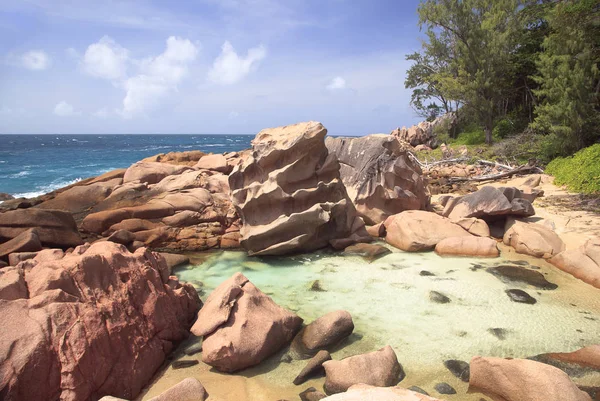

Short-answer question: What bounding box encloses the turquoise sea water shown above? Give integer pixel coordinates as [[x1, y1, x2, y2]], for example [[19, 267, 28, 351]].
[[0, 134, 253, 198]]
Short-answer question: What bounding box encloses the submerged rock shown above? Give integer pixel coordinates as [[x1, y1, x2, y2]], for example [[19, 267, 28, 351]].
[[191, 272, 303, 372], [505, 289, 537, 304], [0, 242, 200, 401], [344, 243, 391, 262], [294, 350, 332, 385], [468, 356, 591, 401], [444, 359, 470, 382], [171, 360, 199, 369], [309, 280, 326, 292], [323, 346, 404, 394], [407, 386, 430, 395], [300, 387, 327, 401], [434, 382, 456, 395], [488, 328, 508, 340], [292, 310, 354, 358], [486, 265, 558, 290], [429, 291, 451, 304], [229, 121, 369, 256], [325, 134, 429, 225]]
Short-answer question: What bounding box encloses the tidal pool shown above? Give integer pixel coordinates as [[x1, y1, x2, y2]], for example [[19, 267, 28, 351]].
[[138, 243, 600, 401]]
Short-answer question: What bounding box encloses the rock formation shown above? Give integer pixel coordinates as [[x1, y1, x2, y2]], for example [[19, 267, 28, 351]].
[[191, 272, 303, 372], [435, 236, 499, 257], [441, 186, 535, 221], [0, 241, 200, 401], [325, 134, 429, 225], [503, 220, 565, 259], [321, 384, 444, 400], [390, 113, 456, 148], [291, 310, 354, 358], [229, 121, 369, 256], [549, 237, 600, 289]]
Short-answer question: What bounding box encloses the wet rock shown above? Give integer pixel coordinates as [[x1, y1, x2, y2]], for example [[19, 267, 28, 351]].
[[434, 382, 456, 395], [323, 346, 404, 394], [309, 280, 326, 292], [487, 265, 558, 290], [344, 243, 391, 262], [280, 353, 293, 364], [505, 289, 537, 304], [488, 328, 508, 340], [325, 135, 429, 225], [292, 310, 354, 358], [444, 359, 470, 382], [191, 272, 303, 372], [147, 378, 208, 401], [229, 121, 368, 256], [429, 291, 451, 304], [171, 360, 199, 369], [294, 350, 332, 385], [300, 387, 327, 401], [420, 270, 436, 276], [503, 220, 565, 259], [529, 344, 600, 378], [184, 339, 203, 356], [469, 356, 591, 401], [384, 210, 472, 252], [408, 386, 430, 395]]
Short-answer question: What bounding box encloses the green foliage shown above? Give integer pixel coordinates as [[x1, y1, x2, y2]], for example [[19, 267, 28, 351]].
[[531, 0, 600, 155], [453, 125, 487, 146], [493, 119, 515, 140], [546, 144, 600, 194]]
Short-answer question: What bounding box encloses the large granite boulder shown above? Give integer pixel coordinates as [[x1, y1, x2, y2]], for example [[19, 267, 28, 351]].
[[0, 241, 200, 401], [292, 310, 354, 358], [0, 228, 42, 261], [390, 113, 456, 148], [503, 220, 565, 259], [229, 122, 368, 256], [123, 161, 192, 184], [468, 356, 592, 401], [384, 210, 472, 252], [325, 135, 429, 225], [191, 272, 303, 372], [323, 346, 404, 394], [0, 208, 83, 248], [322, 384, 444, 400], [435, 236, 499, 257], [549, 237, 600, 289], [442, 186, 535, 221]]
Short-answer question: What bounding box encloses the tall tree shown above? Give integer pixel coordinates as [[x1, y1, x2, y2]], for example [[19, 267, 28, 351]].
[[415, 0, 524, 144], [531, 0, 600, 155]]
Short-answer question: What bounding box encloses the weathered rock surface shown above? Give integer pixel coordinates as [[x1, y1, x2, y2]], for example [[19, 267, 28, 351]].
[[123, 161, 192, 184], [435, 236, 499, 257], [0, 228, 42, 261], [294, 350, 332, 385], [300, 387, 328, 401], [229, 122, 368, 256], [0, 192, 15, 201], [442, 186, 535, 221], [195, 154, 232, 174], [468, 356, 592, 401], [292, 310, 354, 358], [390, 113, 455, 148], [322, 384, 444, 400], [385, 210, 472, 252], [325, 135, 429, 225], [503, 220, 565, 259], [549, 237, 600, 289], [191, 272, 303, 372], [0, 208, 83, 249], [323, 346, 404, 394], [452, 217, 490, 237], [148, 378, 208, 401], [0, 241, 200, 401]]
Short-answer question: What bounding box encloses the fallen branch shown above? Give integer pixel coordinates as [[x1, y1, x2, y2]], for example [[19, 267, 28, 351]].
[[447, 165, 539, 183], [476, 159, 514, 170]]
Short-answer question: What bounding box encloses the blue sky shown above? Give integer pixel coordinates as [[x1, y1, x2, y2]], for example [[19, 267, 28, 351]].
[[0, 0, 424, 135]]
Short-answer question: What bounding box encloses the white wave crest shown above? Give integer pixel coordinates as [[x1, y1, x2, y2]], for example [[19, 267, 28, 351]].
[[12, 177, 83, 199]]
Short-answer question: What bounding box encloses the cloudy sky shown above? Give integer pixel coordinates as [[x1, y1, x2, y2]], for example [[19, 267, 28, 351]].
[[0, 0, 423, 135]]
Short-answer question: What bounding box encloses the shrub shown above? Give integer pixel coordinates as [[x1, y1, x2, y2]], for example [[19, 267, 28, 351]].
[[546, 144, 600, 194], [493, 118, 514, 140], [453, 126, 486, 145]]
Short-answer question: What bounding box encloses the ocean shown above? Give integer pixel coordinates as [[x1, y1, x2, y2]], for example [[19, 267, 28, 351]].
[[0, 134, 253, 198]]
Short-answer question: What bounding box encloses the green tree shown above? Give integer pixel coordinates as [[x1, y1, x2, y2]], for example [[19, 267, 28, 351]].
[[414, 0, 524, 144], [531, 0, 600, 156]]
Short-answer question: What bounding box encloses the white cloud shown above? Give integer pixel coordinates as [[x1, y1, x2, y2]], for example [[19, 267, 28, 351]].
[[53, 101, 79, 117], [208, 41, 266, 85], [81, 36, 129, 80], [92, 107, 110, 118], [21, 50, 51, 70], [326, 76, 346, 90], [120, 36, 198, 118]]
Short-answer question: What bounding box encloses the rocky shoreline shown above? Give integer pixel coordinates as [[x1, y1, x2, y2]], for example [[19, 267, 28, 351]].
[[1, 121, 599, 401]]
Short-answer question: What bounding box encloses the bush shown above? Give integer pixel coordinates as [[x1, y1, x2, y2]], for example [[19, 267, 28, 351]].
[[493, 118, 514, 140], [453, 126, 486, 145], [546, 144, 600, 194]]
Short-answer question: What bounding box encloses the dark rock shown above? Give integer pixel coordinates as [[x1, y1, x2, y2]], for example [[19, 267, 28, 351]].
[[488, 328, 508, 340], [309, 280, 326, 292], [0, 260, 7, 268], [280, 353, 293, 364], [292, 310, 354, 358], [293, 350, 331, 385], [429, 291, 451, 304], [444, 359, 470, 382], [107, 229, 136, 245], [505, 289, 537, 304], [487, 265, 558, 290], [434, 382, 457, 395], [408, 386, 430, 395], [344, 243, 391, 262], [0, 193, 14, 201], [420, 270, 436, 276], [184, 338, 203, 356], [299, 387, 327, 401], [171, 360, 199, 369]]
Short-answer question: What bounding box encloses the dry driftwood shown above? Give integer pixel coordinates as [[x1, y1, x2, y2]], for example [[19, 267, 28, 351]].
[[446, 165, 541, 183]]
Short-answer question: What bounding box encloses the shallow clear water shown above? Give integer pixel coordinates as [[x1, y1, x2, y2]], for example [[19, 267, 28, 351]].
[[141, 244, 600, 400]]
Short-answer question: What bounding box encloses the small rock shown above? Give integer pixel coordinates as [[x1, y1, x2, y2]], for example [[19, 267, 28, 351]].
[[309, 280, 326, 292], [444, 359, 470, 382], [184, 339, 203, 356], [429, 291, 451, 304], [292, 310, 353, 358], [299, 387, 327, 401], [280, 353, 293, 364], [488, 328, 508, 340], [434, 382, 457, 395], [505, 289, 537, 304], [293, 350, 331, 385], [148, 377, 208, 401], [420, 270, 436, 276], [408, 386, 429, 395], [171, 360, 199, 369], [487, 265, 557, 290], [344, 243, 391, 262]]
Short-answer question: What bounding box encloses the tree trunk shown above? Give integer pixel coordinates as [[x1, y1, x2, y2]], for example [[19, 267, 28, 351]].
[[484, 124, 493, 145]]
